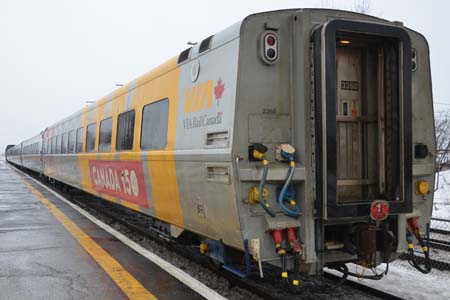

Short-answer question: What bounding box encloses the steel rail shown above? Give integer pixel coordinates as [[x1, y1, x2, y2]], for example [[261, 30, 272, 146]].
[[324, 272, 405, 300]]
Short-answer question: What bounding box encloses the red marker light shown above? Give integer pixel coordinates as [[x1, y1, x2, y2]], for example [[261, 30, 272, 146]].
[[266, 35, 276, 46], [370, 200, 389, 221]]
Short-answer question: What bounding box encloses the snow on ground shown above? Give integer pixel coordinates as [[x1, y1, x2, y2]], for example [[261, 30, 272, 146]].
[[433, 170, 450, 219], [326, 260, 450, 300]]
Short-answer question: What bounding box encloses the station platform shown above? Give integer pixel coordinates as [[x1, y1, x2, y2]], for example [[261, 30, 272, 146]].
[[0, 160, 212, 300]]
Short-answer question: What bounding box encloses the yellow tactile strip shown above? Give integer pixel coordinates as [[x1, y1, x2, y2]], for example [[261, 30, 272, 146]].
[[20, 178, 157, 300]]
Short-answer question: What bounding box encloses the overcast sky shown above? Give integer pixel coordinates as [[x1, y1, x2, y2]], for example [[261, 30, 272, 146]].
[[1, 0, 449, 152]]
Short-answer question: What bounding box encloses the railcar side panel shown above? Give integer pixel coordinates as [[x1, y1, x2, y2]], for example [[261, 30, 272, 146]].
[[175, 32, 241, 247]]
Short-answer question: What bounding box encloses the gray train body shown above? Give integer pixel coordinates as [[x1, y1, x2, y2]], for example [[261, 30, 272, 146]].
[[6, 9, 435, 276]]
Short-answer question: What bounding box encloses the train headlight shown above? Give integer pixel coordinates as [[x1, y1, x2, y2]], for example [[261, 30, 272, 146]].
[[416, 181, 430, 195]]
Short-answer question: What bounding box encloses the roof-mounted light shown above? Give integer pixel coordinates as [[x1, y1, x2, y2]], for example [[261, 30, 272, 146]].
[[339, 39, 351, 45]]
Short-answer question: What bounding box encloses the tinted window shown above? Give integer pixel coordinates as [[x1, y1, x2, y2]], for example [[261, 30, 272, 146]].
[[86, 123, 96, 152], [61, 133, 68, 154], [141, 99, 169, 150], [99, 118, 113, 152], [116, 110, 135, 151], [56, 135, 61, 154], [68, 130, 76, 153], [76, 127, 84, 153]]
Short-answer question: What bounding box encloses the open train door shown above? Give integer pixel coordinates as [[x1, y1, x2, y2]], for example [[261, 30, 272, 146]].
[[312, 19, 413, 220]]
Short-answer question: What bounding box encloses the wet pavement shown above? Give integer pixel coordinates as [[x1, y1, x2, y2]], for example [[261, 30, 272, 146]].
[[0, 160, 205, 300]]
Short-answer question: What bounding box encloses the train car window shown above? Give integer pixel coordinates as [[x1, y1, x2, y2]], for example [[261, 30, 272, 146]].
[[141, 98, 169, 150], [116, 110, 135, 151], [51, 136, 56, 154], [56, 135, 61, 154], [61, 133, 68, 154], [68, 130, 76, 153], [86, 123, 97, 152], [99, 118, 113, 152], [76, 127, 84, 153]]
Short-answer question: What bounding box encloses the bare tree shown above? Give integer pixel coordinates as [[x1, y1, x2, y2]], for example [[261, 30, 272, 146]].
[[353, 0, 371, 14], [436, 110, 450, 172]]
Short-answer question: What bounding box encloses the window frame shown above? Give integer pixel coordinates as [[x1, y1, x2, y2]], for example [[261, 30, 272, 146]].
[[51, 136, 56, 154], [76, 127, 85, 153], [140, 98, 169, 151], [86, 123, 97, 153], [61, 132, 68, 154], [99, 117, 113, 152], [68, 130, 76, 154], [116, 109, 136, 152], [56, 135, 62, 154]]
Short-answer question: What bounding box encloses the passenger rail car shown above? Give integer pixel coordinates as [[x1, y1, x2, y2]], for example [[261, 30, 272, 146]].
[[6, 9, 435, 282]]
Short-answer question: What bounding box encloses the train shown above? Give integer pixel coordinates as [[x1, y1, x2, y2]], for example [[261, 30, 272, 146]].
[[6, 8, 435, 283]]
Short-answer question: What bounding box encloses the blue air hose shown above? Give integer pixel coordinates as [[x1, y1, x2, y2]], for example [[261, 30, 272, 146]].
[[277, 160, 301, 217], [258, 161, 276, 217]]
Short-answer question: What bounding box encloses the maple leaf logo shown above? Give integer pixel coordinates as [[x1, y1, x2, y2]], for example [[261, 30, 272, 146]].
[[214, 78, 225, 105]]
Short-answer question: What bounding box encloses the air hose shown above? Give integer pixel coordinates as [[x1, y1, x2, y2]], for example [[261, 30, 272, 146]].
[[278, 159, 301, 218], [258, 159, 276, 217], [406, 230, 432, 274]]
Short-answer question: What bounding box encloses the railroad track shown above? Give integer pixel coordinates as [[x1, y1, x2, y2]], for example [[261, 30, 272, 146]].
[[323, 272, 405, 300], [430, 218, 450, 236], [398, 254, 450, 272], [15, 165, 406, 300], [428, 238, 450, 252]]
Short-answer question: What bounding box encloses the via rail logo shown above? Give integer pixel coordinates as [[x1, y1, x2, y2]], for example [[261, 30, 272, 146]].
[[88, 160, 148, 207], [183, 78, 225, 130], [184, 78, 225, 113]]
